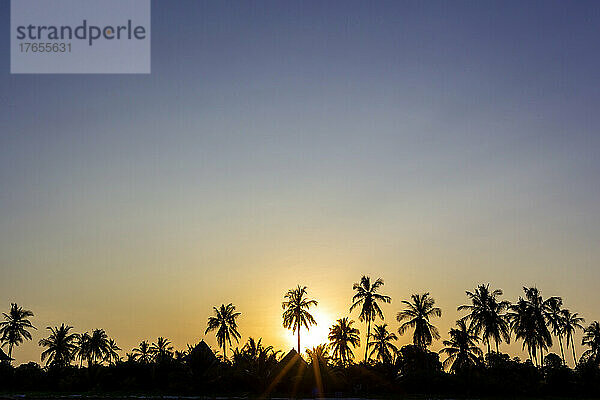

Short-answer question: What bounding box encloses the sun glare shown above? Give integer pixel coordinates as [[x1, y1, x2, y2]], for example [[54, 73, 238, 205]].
[[284, 312, 333, 354]]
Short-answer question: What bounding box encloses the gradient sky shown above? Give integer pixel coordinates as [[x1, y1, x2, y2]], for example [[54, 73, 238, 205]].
[[1, 0, 600, 365]]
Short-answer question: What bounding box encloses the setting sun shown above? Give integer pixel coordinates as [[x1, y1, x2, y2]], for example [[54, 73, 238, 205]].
[[284, 312, 334, 354]]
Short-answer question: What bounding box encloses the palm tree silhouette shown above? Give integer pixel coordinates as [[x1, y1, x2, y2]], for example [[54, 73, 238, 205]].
[[328, 317, 360, 367], [87, 329, 110, 366], [509, 297, 540, 364], [526, 287, 553, 366], [350, 276, 391, 362], [368, 323, 398, 364], [282, 286, 318, 354], [38, 324, 78, 367], [0, 303, 36, 363], [150, 336, 173, 363], [206, 303, 241, 359], [236, 337, 279, 365], [397, 293, 442, 348], [232, 337, 279, 385], [562, 309, 585, 366], [545, 297, 567, 364], [105, 338, 121, 365], [440, 319, 483, 372], [458, 284, 511, 355], [306, 344, 330, 367], [174, 349, 188, 363], [74, 332, 91, 367], [581, 321, 600, 364], [132, 340, 153, 364], [240, 337, 273, 360], [509, 288, 553, 367]]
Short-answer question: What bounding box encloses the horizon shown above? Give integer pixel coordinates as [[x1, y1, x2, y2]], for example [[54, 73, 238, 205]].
[[2, 0, 600, 369], [1, 280, 593, 367]]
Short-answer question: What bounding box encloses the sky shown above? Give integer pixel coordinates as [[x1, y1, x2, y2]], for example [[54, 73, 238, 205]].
[[1, 0, 600, 366]]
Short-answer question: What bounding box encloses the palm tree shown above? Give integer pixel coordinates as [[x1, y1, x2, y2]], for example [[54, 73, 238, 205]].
[[526, 287, 553, 366], [38, 324, 78, 367], [150, 336, 173, 363], [307, 343, 330, 396], [397, 293, 442, 348], [368, 323, 398, 364], [75, 332, 91, 367], [509, 297, 539, 364], [508, 288, 553, 367], [105, 338, 121, 365], [282, 286, 318, 354], [544, 297, 566, 364], [350, 276, 391, 362], [350, 275, 392, 362], [582, 321, 600, 364], [458, 284, 510, 355], [241, 337, 271, 360], [86, 329, 110, 366], [238, 337, 278, 364], [205, 303, 242, 359], [125, 353, 137, 363], [0, 303, 36, 363], [132, 340, 153, 364], [562, 309, 585, 366], [306, 344, 331, 367], [174, 349, 188, 363], [232, 337, 280, 389], [328, 317, 360, 366], [440, 320, 483, 373]]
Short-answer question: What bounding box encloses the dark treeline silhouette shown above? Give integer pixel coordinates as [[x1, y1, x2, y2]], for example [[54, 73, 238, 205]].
[[1, 279, 600, 397]]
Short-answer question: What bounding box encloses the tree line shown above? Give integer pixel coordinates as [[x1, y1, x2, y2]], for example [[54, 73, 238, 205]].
[[1, 276, 600, 396], [204, 278, 598, 370]]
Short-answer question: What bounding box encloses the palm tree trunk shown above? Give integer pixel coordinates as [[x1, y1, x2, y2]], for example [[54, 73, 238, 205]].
[[495, 339, 499, 354], [8, 343, 13, 364], [558, 335, 565, 364], [364, 319, 371, 363], [571, 336, 577, 366], [223, 344, 226, 360], [486, 338, 491, 357], [297, 327, 301, 354]]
